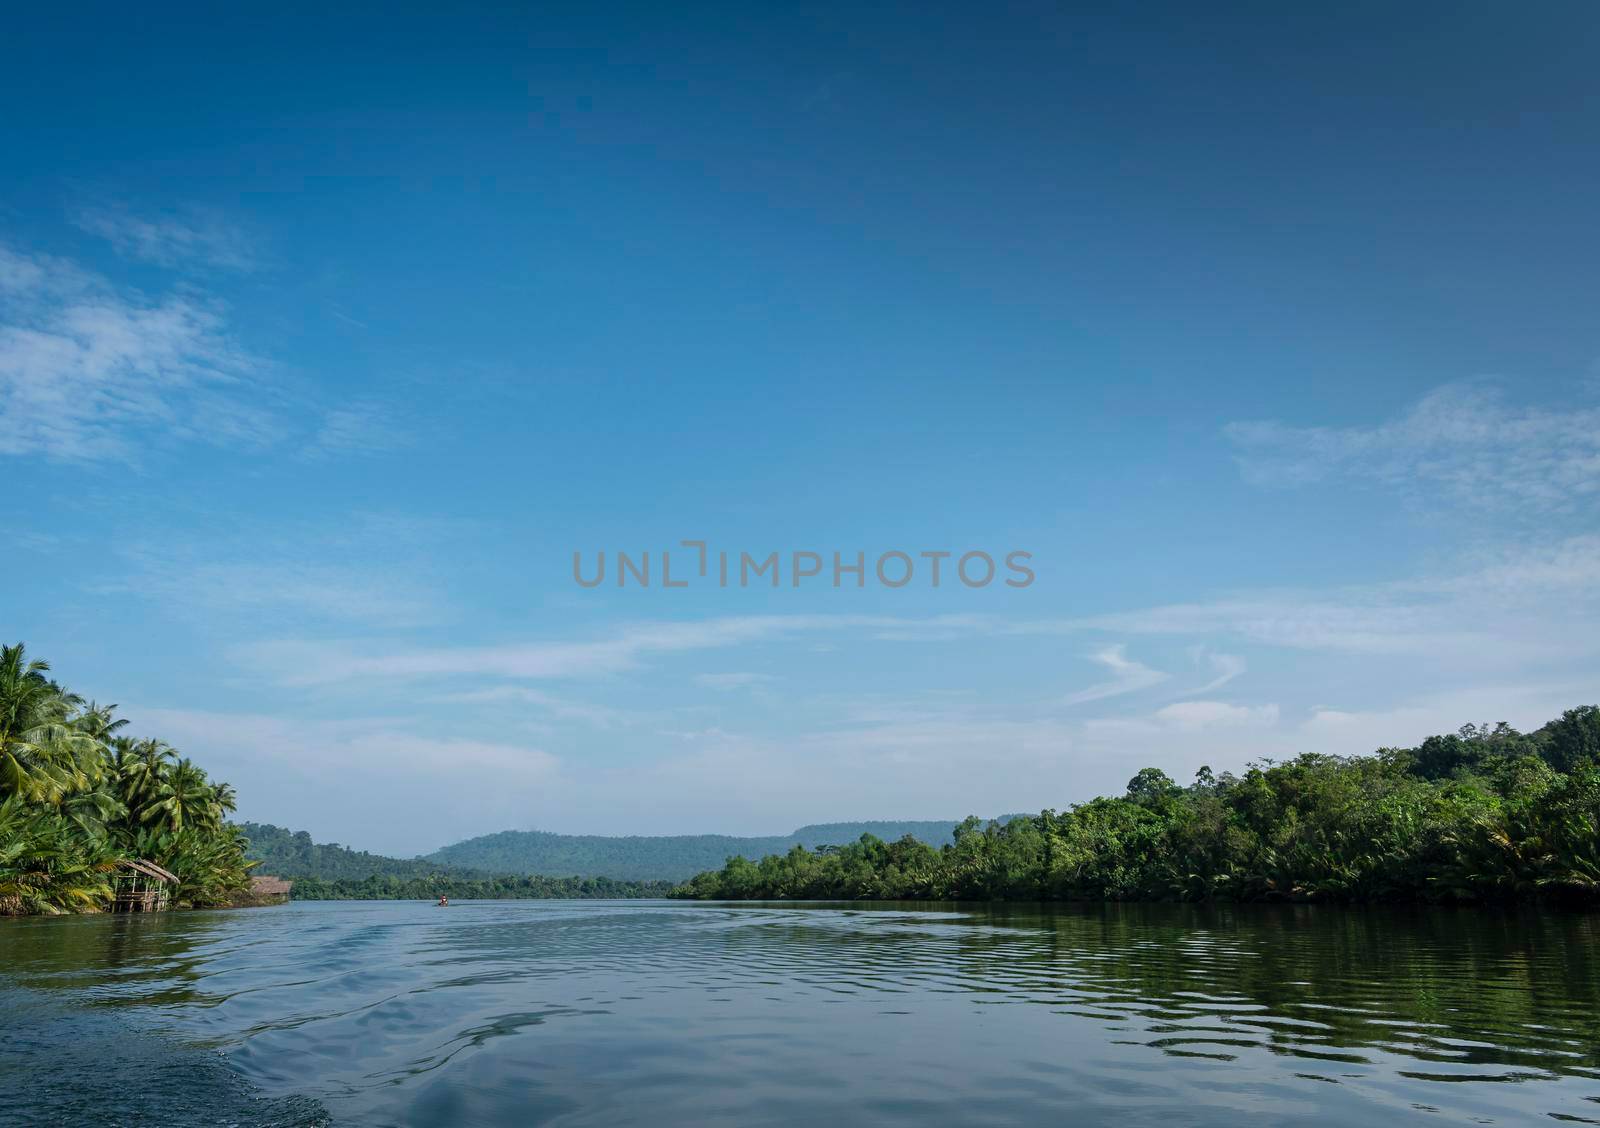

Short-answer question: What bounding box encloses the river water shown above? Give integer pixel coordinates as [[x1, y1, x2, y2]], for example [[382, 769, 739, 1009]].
[[3, 899, 1598, 1125]]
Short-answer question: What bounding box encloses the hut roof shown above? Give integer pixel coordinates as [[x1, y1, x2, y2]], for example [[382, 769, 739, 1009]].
[[118, 858, 179, 884], [250, 875, 293, 895]]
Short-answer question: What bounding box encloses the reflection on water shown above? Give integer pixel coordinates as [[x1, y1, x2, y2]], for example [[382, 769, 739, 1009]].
[[3, 900, 1599, 1126]]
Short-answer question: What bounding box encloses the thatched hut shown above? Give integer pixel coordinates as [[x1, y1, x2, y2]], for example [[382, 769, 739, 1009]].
[[112, 859, 178, 912], [249, 875, 293, 903]]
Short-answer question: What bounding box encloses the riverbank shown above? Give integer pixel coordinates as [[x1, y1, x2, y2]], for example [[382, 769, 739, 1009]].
[[0, 643, 255, 917], [673, 707, 1600, 905]]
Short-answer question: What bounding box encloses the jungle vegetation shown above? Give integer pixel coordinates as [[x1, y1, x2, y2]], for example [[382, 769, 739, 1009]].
[[426, 821, 969, 881], [674, 707, 1600, 904], [239, 820, 474, 883], [0, 645, 673, 913], [288, 873, 674, 899], [0, 643, 253, 914]]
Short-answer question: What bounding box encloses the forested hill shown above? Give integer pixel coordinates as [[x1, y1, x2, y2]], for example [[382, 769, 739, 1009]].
[[240, 819, 973, 883], [238, 821, 477, 881], [426, 821, 971, 881], [235, 822, 673, 899]]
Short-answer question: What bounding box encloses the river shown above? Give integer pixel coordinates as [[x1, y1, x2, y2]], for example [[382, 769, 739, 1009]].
[[3, 900, 1598, 1125]]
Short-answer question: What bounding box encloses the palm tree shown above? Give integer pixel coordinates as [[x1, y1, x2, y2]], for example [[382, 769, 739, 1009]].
[[140, 757, 215, 835], [0, 643, 99, 802], [74, 702, 129, 785], [0, 643, 257, 915], [0, 794, 117, 914], [118, 738, 177, 823], [61, 784, 125, 842]]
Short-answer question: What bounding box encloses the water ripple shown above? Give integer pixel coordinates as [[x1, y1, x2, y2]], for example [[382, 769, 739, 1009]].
[[3, 901, 1599, 1126]]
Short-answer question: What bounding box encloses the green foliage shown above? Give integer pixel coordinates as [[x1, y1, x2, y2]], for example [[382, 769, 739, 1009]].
[[0, 642, 253, 914], [289, 873, 673, 900], [674, 708, 1600, 906], [238, 820, 474, 882], [239, 820, 680, 896], [427, 821, 968, 882]]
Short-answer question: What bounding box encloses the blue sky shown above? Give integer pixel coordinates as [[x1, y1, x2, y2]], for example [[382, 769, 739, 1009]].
[[3, 2, 1598, 855]]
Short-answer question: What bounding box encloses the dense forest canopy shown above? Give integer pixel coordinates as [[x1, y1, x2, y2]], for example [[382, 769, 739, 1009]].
[[0, 643, 253, 914], [674, 707, 1600, 904]]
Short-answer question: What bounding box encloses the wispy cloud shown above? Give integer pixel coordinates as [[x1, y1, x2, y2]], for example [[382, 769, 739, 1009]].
[[430, 686, 636, 729], [233, 614, 993, 687], [1060, 645, 1169, 706], [1062, 535, 1600, 661], [1225, 382, 1600, 512], [307, 402, 409, 458], [695, 672, 775, 691], [136, 707, 558, 854], [1153, 700, 1279, 731], [1181, 648, 1246, 695], [1, 237, 411, 465], [70, 203, 260, 271], [0, 244, 272, 461], [99, 512, 452, 628], [113, 559, 445, 628], [218, 531, 1600, 711]]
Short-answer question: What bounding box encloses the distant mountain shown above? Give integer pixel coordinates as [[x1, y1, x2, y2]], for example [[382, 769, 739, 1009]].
[[238, 821, 482, 882], [788, 821, 965, 849], [427, 821, 971, 881], [241, 819, 986, 884]]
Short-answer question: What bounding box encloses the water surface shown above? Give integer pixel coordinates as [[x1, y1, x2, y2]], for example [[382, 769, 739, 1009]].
[[4, 900, 1599, 1125]]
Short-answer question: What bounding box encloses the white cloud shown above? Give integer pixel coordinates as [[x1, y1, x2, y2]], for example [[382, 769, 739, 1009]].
[[128, 674, 1599, 853], [1033, 535, 1600, 667], [1182, 647, 1246, 695], [136, 707, 559, 855], [1153, 700, 1279, 731], [0, 245, 272, 460], [1293, 681, 1596, 750], [0, 239, 406, 464], [233, 614, 993, 686], [224, 530, 1600, 694], [1225, 382, 1600, 512], [100, 512, 451, 628], [576, 715, 1078, 836], [70, 204, 259, 271], [695, 672, 774, 691], [1060, 644, 1168, 706], [431, 686, 636, 729], [118, 560, 444, 627], [307, 402, 409, 458]]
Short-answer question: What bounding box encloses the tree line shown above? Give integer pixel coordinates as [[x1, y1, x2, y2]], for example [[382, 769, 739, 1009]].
[[0, 644, 685, 913], [673, 707, 1600, 904], [1, 643, 253, 914], [289, 873, 674, 899], [426, 821, 971, 882], [238, 822, 674, 896], [239, 820, 468, 882]]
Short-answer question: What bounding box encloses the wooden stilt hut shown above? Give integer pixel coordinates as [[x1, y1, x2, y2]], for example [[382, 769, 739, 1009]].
[[249, 875, 293, 904], [112, 859, 178, 912]]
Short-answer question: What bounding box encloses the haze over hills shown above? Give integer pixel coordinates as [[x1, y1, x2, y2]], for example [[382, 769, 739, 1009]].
[[426, 821, 972, 881], [241, 820, 974, 883]]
